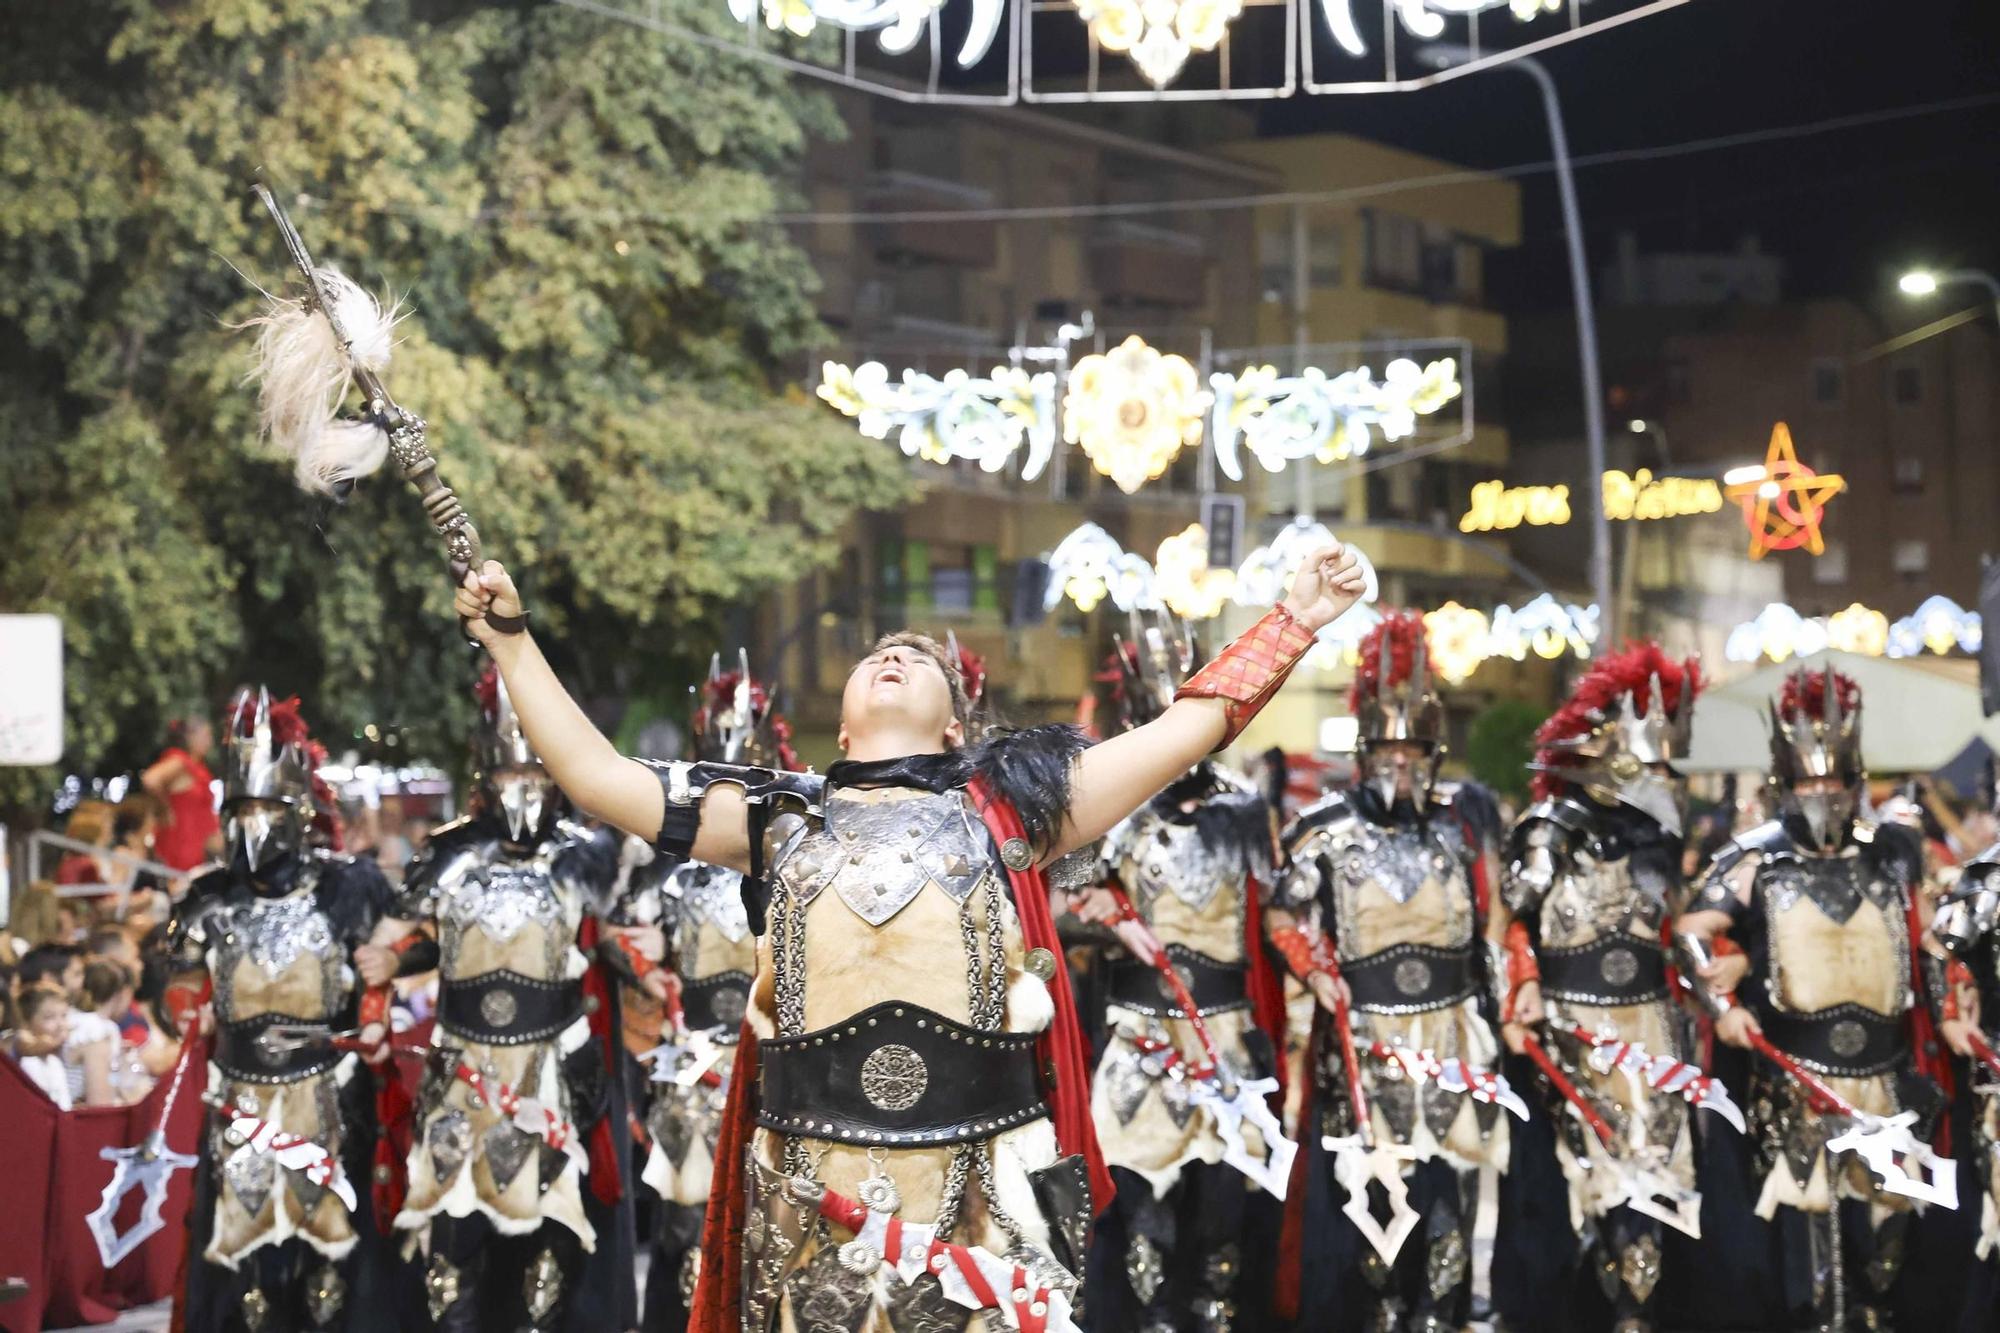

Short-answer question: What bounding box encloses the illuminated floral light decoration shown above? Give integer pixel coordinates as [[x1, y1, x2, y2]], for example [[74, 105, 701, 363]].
[[817, 348, 1460, 494], [1042, 522, 1157, 614], [1063, 336, 1213, 495], [1074, 0, 1244, 88], [729, 0, 1004, 65], [1487, 594, 1599, 664], [1321, 0, 1561, 60], [1724, 598, 1981, 664], [1210, 358, 1461, 482], [817, 361, 1057, 479], [1154, 524, 1237, 620]]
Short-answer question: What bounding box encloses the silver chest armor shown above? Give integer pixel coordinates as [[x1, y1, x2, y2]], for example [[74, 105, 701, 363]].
[[208, 879, 348, 1023], [428, 841, 587, 981], [1106, 807, 1245, 919], [665, 861, 751, 945], [1327, 817, 1475, 956], [774, 789, 991, 927], [1757, 846, 1914, 1015]]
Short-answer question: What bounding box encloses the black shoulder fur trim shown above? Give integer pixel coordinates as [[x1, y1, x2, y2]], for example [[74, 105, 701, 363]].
[[971, 724, 1091, 857]]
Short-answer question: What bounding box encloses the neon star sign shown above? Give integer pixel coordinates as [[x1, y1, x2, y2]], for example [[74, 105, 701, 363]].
[[1723, 423, 1845, 560]]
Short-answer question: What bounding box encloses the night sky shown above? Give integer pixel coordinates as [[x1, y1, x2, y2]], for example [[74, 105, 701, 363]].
[[1262, 0, 2000, 309]]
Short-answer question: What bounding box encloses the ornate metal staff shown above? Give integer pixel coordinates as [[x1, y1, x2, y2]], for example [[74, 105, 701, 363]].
[[245, 183, 481, 588]]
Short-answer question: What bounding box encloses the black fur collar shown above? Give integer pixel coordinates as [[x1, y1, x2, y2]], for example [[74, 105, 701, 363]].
[[826, 725, 1091, 856]]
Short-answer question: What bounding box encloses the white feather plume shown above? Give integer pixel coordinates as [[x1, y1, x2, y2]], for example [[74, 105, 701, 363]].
[[242, 266, 400, 496]]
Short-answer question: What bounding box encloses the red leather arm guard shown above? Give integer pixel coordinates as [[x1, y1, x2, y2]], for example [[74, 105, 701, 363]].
[[1174, 603, 1318, 751], [1943, 958, 1976, 1022], [1499, 919, 1541, 1023], [1269, 924, 1337, 983]]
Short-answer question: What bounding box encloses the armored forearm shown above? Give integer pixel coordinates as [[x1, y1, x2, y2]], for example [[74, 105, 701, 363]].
[[1174, 604, 1318, 751], [1671, 930, 1740, 1019]]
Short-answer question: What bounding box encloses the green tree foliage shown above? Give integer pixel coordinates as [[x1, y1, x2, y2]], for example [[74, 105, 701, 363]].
[[1464, 698, 1545, 807], [0, 0, 909, 810]]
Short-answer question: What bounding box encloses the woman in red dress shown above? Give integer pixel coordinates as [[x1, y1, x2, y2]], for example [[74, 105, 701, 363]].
[[143, 715, 219, 872]]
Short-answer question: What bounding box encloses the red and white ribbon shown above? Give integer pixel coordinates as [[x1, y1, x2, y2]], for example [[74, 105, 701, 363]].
[[453, 1061, 588, 1169], [221, 1105, 358, 1212], [804, 1184, 1078, 1333]]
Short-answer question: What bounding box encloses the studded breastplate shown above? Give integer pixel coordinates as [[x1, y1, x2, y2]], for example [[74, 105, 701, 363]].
[[774, 789, 991, 928], [1757, 847, 1912, 1016], [1108, 807, 1248, 955], [435, 848, 583, 983], [209, 882, 346, 1026], [667, 861, 752, 957], [1538, 849, 1671, 951], [1321, 818, 1475, 963]]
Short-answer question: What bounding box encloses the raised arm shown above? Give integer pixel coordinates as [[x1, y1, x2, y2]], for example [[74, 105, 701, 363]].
[[1053, 544, 1366, 860], [457, 564, 753, 869]]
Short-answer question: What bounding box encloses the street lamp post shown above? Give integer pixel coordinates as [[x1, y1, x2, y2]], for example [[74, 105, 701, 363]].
[[1419, 44, 1613, 651], [1900, 268, 2000, 330], [1616, 419, 1671, 642]]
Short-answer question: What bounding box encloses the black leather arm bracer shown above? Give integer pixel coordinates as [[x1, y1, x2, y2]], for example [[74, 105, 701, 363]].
[[637, 759, 825, 872]]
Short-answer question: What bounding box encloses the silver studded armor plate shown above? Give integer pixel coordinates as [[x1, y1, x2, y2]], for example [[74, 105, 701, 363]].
[[776, 791, 989, 927], [1105, 808, 1243, 917], [667, 861, 751, 943]]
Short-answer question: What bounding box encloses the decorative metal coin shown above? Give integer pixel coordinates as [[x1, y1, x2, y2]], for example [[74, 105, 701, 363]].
[[1000, 837, 1034, 871], [1394, 958, 1434, 997], [480, 988, 519, 1028], [1599, 947, 1640, 987], [1025, 947, 1058, 982], [711, 987, 747, 1028], [1828, 1020, 1869, 1059], [860, 1043, 929, 1112]]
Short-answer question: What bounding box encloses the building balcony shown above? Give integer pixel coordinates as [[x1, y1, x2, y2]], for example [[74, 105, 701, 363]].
[[862, 170, 999, 269], [1089, 221, 1211, 308]]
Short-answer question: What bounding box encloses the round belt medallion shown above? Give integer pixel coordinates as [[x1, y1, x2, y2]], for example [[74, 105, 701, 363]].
[[860, 1043, 929, 1112], [1828, 1020, 1869, 1059], [710, 987, 747, 1028], [480, 988, 519, 1029], [1599, 947, 1640, 987], [1393, 958, 1434, 997]]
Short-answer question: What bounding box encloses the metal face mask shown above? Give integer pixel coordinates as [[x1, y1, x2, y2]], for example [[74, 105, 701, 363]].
[[490, 765, 558, 843], [1782, 783, 1858, 852], [1362, 741, 1438, 812], [228, 798, 304, 874]]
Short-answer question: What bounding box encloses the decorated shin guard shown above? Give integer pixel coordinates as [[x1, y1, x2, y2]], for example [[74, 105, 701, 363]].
[[1174, 605, 1318, 750]]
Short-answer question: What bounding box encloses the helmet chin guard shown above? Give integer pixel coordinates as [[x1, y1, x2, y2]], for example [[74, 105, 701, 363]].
[[474, 668, 559, 841]]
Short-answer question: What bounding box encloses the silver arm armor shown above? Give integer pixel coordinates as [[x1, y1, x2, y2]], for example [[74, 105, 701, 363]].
[[1503, 833, 1560, 916], [1671, 931, 1738, 1019]]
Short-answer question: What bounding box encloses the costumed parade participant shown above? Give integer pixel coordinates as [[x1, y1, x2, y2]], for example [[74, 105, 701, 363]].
[[1275, 610, 1522, 1333], [1932, 832, 2000, 1277], [1676, 665, 1956, 1332], [448, 542, 1366, 1333], [381, 667, 628, 1332], [167, 689, 403, 1331], [1493, 645, 1738, 1332], [630, 656, 803, 1332], [1076, 617, 1314, 1333]]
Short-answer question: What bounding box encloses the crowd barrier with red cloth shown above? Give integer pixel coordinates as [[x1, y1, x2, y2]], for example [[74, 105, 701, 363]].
[[0, 1024, 434, 1332], [0, 1054, 202, 1332]]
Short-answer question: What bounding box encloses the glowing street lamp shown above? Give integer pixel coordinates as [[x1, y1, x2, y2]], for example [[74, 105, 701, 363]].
[[1899, 267, 2000, 328]]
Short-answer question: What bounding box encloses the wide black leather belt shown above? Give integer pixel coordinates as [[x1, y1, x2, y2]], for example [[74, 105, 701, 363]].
[[682, 971, 752, 1033], [439, 970, 581, 1045], [1540, 937, 1669, 1005], [1758, 1002, 1907, 1077], [215, 1012, 337, 1083], [757, 1001, 1047, 1147], [1343, 943, 1475, 1013], [1105, 945, 1249, 1017]]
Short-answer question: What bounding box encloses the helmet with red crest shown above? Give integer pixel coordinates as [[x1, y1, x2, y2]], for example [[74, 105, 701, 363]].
[[692, 651, 801, 770], [1768, 663, 1863, 850], [1350, 610, 1446, 809], [1532, 643, 1700, 834], [220, 686, 315, 870]]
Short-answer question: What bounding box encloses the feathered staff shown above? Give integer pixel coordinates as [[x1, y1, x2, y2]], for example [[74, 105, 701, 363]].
[[242, 183, 481, 585]]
